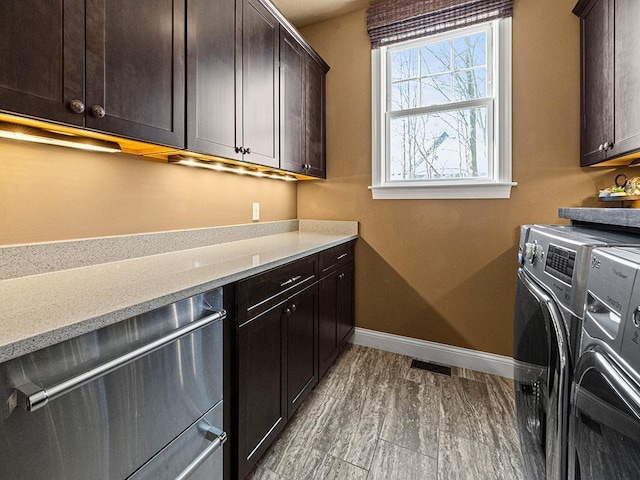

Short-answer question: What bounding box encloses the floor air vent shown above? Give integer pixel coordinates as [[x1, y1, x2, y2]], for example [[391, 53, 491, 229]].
[[410, 359, 452, 376]]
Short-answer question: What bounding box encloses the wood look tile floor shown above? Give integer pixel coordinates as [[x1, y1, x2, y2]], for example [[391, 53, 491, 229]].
[[246, 344, 524, 480]]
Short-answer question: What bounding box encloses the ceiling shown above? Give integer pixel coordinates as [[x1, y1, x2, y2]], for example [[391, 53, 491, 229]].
[[271, 0, 371, 28]]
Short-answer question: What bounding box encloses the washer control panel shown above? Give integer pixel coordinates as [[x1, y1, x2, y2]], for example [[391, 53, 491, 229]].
[[545, 244, 576, 286]]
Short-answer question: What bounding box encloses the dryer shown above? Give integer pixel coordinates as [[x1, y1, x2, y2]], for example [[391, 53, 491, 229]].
[[568, 246, 640, 480]]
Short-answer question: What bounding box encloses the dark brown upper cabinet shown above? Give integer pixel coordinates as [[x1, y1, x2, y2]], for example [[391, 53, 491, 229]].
[[574, 0, 640, 166], [187, 0, 279, 168], [280, 27, 328, 178], [0, 0, 185, 148], [0, 0, 85, 127]]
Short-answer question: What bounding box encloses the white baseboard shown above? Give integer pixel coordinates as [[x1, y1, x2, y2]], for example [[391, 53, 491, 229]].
[[350, 327, 514, 379]]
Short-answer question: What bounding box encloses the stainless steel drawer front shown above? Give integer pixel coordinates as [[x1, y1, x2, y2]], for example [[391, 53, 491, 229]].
[[0, 288, 225, 480]]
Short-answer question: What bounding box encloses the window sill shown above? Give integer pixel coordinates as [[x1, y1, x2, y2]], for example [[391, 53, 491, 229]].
[[368, 182, 517, 200]]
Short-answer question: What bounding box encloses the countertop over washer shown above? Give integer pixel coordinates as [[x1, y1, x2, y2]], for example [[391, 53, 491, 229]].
[[0, 220, 358, 363]]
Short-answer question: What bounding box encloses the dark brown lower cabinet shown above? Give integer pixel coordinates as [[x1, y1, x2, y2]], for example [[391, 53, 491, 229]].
[[286, 284, 318, 419], [318, 262, 354, 379], [236, 300, 288, 480], [235, 244, 354, 479]]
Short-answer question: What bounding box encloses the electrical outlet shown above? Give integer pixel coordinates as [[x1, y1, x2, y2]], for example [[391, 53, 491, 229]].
[[252, 202, 260, 221]]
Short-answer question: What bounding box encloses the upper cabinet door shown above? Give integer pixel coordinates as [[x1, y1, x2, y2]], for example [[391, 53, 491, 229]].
[[85, 0, 185, 148], [0, 0, 85, 126], [186, 0, 241, 161], [279, 28, 305, 174], [610, 0, 640, 160], [241, 0, 279, 168], [579, 0, 613, 166], [304, 56, 327, 178]]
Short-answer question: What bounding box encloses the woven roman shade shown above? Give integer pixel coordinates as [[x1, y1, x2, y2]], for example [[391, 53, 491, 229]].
[[367, 0, 513, 48]]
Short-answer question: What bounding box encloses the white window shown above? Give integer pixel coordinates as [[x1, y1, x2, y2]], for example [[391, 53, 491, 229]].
[[370, 19, 514, 199]]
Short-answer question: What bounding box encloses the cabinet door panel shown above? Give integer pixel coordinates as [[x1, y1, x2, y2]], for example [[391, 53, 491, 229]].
[[287, 285, 318, 419], [86, 0, 185, 147], [186, 0, 240, 160], [611, 0, 640, 158], [580, 0, 612, 166], [305, 57, 326, 178], [318, 271, 339, 379], [279, 29, 305, 174], [237, 303, 287, 480], [337, 262, 355, 344], [0, 0, 84, 125], [242, 0, 279, 168]]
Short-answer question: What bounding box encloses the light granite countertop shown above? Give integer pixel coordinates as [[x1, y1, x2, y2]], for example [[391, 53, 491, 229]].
[[0, 220, 358, 363]]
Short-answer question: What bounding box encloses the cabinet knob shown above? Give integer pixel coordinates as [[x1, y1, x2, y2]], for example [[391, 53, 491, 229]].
[[235, 146, 243, 154], [69, 99, 85, 114], [244, 147, 251, 155], [285, 308, 291, 316], [291, 303, 296, 313], [338, 273, 345, 280], [603, 141, 610, 150], [91, 105, 106, 119], [598, 143, 604, 152]]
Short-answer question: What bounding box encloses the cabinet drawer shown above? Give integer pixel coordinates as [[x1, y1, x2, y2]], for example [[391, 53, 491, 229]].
[[319, 241, 355, 276], [237, 256, 317, 324]]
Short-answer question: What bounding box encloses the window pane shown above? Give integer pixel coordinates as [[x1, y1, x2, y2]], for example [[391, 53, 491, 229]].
[[453, 32, 487, 70], [391, 80, 420, 110], [453, 68, 487, 101], [421, 74, 451, 106], [421, 41, 452, 75], [391, 48, 419, 81], [389, 106, 488, 181]]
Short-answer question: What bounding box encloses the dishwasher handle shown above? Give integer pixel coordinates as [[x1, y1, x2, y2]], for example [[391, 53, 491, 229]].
[[14, 309, 226, 413], [175, 423, 227, 480]]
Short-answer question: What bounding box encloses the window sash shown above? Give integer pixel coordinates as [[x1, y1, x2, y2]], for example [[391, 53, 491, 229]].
[[384, 98, 494, 184]]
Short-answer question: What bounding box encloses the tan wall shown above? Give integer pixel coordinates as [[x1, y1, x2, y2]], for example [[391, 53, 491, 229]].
[[299, 0, 635, 356], [0, 139, 297, 245]]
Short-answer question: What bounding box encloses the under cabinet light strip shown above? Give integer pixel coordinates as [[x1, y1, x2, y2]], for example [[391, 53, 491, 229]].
[[169, 157, 298, 182], [0, 121, 121, 153]]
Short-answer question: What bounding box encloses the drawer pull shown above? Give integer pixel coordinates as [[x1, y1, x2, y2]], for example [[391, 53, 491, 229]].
[[280, 275, 303, 288], [336, 253, 349, 260], [175, 424, 226, 480]]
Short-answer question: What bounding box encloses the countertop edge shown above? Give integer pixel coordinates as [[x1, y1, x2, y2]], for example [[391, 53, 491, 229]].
[[559, 207, 640, 230]]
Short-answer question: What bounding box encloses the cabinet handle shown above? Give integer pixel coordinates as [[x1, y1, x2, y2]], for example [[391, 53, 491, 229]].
[[291, 275, 302, 282], [280, 278, 294, 288], [91, 105, 106, 119], [336, 253, 348, 260], [69, 99, 85, 114]]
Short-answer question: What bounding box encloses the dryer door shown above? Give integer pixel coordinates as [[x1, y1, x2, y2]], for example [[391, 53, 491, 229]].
[[569, 348, 640, 480], [514, 270, 570, 480]]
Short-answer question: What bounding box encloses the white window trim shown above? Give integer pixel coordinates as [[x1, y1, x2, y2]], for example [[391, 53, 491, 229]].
[[369, 18, 515, 200]]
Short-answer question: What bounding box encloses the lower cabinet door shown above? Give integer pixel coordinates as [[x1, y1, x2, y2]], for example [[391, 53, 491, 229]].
[[336, 262, 355, 344], [318, 270, 339, 379], [286, 284, 318, 419], [236, 302, 287, 480]]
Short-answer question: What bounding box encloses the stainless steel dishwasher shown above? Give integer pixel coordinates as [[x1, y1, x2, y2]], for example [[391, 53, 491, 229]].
[[0, 287, 227, 480]]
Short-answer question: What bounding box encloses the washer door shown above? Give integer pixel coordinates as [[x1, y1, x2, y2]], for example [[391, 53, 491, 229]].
[[514, 270, 569, 480], [569, 348, 640, 480]]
